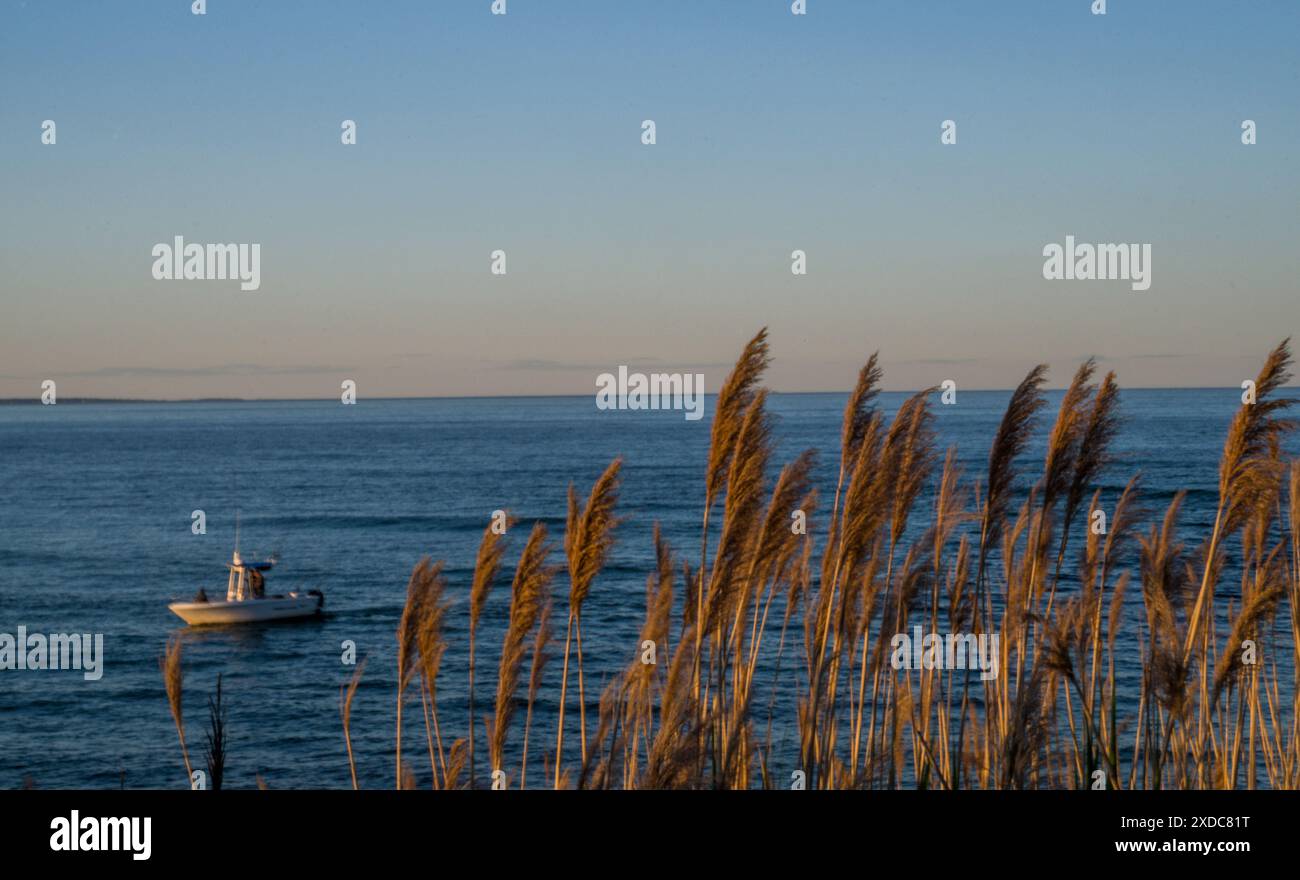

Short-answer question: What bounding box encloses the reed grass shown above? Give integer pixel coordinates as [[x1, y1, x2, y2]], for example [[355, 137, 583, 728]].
[[162, 330, 1300, 789], [556, 458, 622, 785], [203, 673, 227, 791], [160, 634, 192, 786], [339, 656, 366, 790], [395, 557, 444, 788], [468, 518, 509, 788], [490, 522, 556, 783]]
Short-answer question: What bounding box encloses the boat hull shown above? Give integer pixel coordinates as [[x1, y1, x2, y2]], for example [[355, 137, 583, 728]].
[[169, 595, 322, 626]]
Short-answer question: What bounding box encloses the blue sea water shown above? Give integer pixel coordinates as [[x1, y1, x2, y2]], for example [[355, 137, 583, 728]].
[[0, 389, 1294, 789]]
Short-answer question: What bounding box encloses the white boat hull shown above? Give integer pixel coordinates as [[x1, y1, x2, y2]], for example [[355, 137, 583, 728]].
[[169, 595, 323, 626]]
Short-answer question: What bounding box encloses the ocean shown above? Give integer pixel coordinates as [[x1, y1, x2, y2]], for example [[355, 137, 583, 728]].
[[0, 389, 1293, 789]]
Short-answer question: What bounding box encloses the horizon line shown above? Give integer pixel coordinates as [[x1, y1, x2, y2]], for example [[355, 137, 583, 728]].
[[3, 385, 1296, 405]]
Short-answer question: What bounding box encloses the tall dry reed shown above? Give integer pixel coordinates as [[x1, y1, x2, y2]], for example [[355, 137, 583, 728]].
[[294, 332, 1300, 790]]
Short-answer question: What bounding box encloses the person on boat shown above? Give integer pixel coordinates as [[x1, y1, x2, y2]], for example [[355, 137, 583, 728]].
[[249, 568, 265, 599]]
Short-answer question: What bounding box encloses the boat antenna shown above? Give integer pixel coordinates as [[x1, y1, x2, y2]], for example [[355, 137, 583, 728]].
[[235, 509, 241, 555]]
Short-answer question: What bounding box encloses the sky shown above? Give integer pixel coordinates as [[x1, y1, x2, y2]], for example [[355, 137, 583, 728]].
[[1, 0, 1297, 399]]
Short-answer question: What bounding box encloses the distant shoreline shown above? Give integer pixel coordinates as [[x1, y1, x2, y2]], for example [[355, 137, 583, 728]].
[[3, 387, 1297, 405]]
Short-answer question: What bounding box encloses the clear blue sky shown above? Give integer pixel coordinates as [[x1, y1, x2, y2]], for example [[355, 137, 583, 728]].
[[2, 0, 1297, 398]]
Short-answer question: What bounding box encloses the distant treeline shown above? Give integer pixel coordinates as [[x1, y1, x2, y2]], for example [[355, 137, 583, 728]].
[[0, 398, 246, 405]]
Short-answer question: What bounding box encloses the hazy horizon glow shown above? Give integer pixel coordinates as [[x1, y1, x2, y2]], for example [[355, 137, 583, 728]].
[[2, 1, 1297, 399]]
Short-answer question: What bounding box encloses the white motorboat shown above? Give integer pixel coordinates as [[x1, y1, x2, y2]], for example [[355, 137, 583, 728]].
[[169, 550, 324, 626]]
